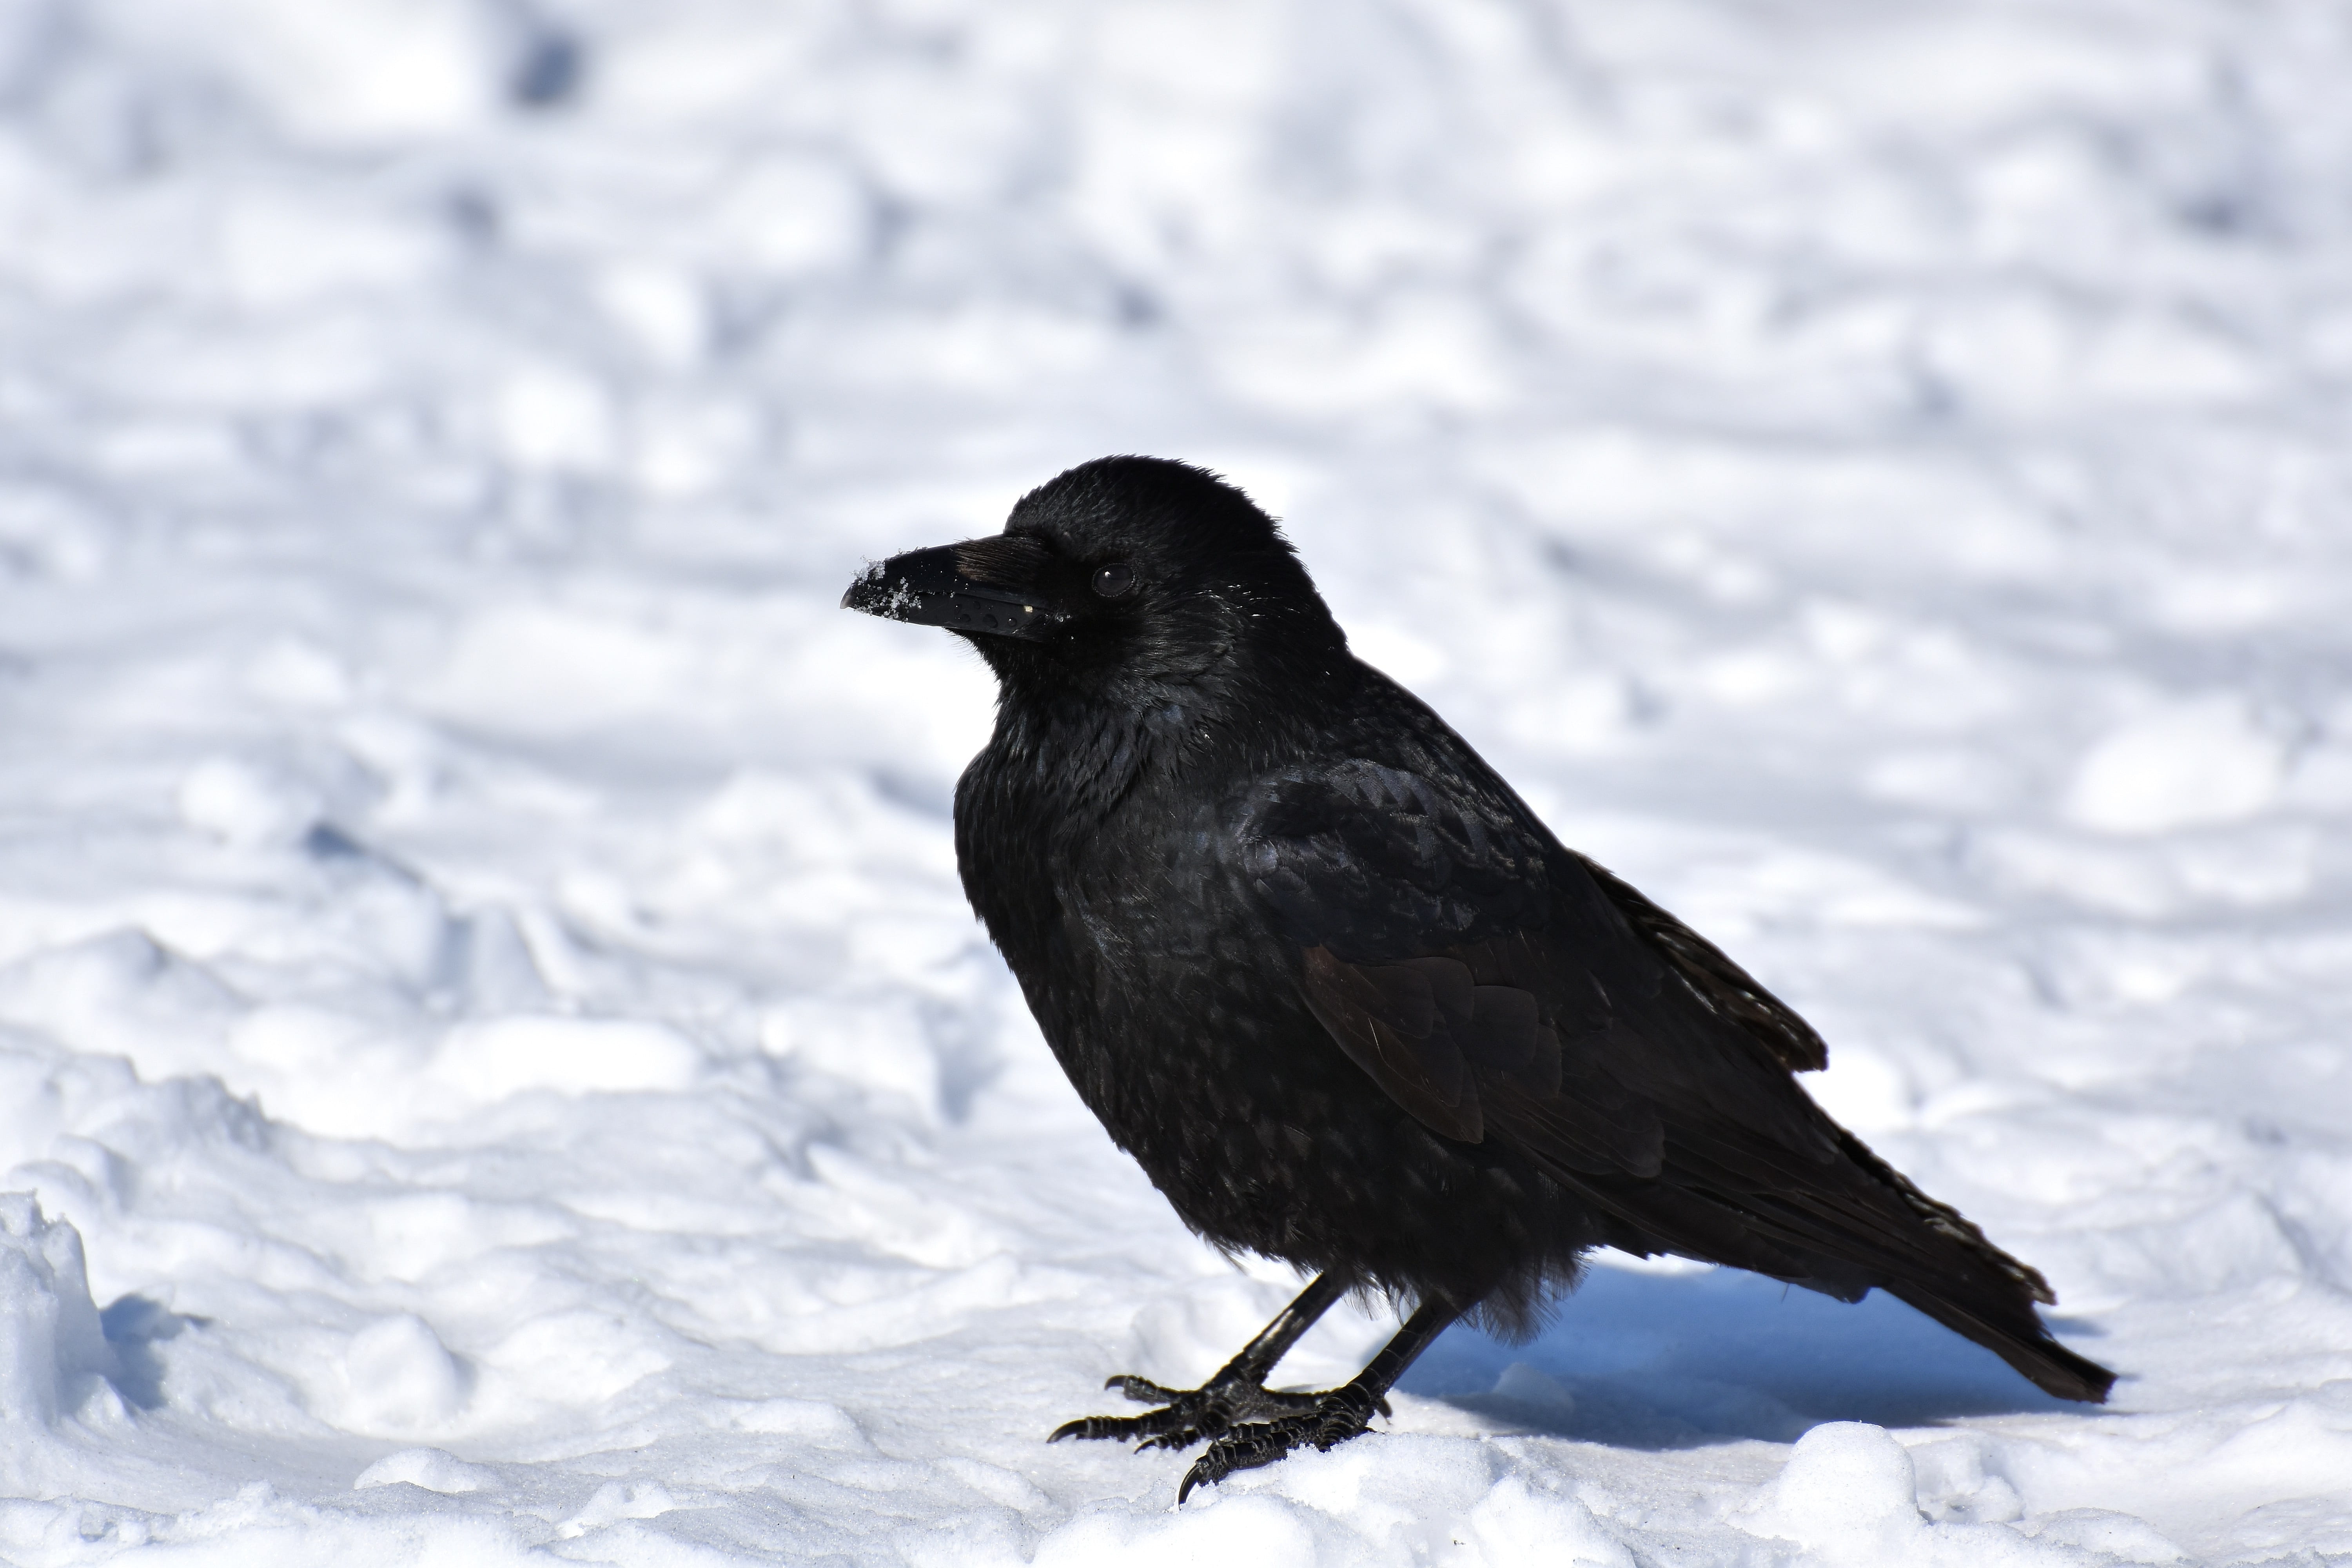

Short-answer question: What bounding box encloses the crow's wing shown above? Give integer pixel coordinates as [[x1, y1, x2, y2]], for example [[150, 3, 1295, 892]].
[[1229, 756, 1619, 1153], [1227, 755, 1823, 1165]]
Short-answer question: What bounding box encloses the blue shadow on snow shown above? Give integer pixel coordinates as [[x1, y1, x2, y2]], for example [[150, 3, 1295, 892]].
[[1393, 1259, 2092, 1447]]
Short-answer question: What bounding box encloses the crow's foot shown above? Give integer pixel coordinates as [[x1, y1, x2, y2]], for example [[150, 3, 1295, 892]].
[[1176, 1385, 1382, 1503], [1049, 1370, 1338, 1451]]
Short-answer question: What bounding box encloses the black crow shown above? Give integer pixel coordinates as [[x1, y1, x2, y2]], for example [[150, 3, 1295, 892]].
[[842, 456, 2114, 1501]]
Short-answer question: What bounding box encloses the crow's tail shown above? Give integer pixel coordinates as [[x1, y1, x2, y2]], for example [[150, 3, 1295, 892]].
[[1833, 1127, 2115, 1403], [1884, 1278, 2114, 1402]]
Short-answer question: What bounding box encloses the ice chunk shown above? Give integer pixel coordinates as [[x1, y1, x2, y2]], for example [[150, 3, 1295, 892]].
[[353, 1446, 496, 1494], [0, 1195, 116, 1425]]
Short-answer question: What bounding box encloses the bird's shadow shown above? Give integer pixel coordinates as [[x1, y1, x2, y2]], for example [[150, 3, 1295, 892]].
[[1394, 1260, 2090, 1448]]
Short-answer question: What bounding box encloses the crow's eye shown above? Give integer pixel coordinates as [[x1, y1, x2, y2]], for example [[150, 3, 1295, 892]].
[[1092, 563, 1136, 599]]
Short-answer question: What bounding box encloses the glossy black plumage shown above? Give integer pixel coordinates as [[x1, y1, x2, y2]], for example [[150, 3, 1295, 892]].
[[843, 455, 2114, 1495]]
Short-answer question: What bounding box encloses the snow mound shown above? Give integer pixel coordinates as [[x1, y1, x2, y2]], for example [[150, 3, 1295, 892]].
[[2065, 699, 2285, 834], [1733, 1424, 2175, 1567]]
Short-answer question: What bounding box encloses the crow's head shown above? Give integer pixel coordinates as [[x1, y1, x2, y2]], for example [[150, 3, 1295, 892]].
[[842, 456, 1347, 702]]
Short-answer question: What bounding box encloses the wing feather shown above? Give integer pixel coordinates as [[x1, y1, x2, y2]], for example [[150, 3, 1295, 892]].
[[1581, 858, 1829, 1073], [1298, 947, 1482, 1141]]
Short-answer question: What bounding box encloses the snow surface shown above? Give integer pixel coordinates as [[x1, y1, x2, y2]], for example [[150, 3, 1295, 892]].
[[4, 0, 2352, 1562]]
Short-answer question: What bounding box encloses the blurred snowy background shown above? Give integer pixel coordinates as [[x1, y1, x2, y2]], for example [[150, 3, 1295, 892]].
[[4, 0, 2352, 1562]]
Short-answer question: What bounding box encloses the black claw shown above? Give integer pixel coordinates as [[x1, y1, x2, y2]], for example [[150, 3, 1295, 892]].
[[1051, 1403, 1197, 1444], [1134, 1423, 1212, 1454], [1178, 1417, 1304, 1503], [1051, 1369, 1323, 1455], [1171, 1390, 1382, 1503], [1054, 1368, 1384, 1485]]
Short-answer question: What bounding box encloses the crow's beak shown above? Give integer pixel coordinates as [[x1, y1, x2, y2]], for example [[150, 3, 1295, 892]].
[[840, 541, 1070, 640]]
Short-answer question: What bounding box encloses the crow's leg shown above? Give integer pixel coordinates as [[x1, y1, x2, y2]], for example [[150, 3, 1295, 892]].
[[1177, 1297, 1456, 1504], [1049, 1271, 1351, 1450]]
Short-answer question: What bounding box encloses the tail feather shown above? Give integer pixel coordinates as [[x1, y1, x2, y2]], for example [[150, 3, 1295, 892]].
[[1830, 1128, 2055, 1304], [1828, 1128, 2114, 1402], [1886, 1280, 2115, 1403]]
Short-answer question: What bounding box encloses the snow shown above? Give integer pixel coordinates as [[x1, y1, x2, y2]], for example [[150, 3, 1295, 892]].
[[2, 0, 2350, 1561]]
